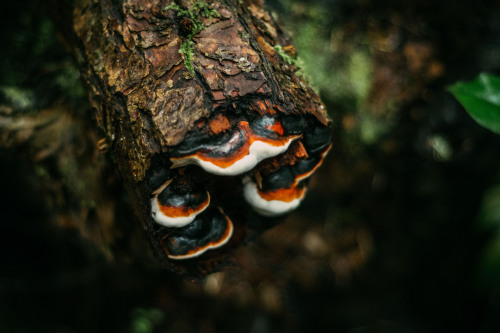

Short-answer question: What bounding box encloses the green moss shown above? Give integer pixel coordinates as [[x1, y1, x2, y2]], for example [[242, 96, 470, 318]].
[[164, 1, 220, 76], [180, 40, 196, 76], [273, 45, 298, 66]]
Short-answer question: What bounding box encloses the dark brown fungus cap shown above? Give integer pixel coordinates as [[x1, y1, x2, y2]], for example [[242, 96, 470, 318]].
[[243, 168, 307, 216], [151, 173, 210, 228], [161, 207, 234, 260], [301, 123, 333, 154], [170, 120, 300, 176]]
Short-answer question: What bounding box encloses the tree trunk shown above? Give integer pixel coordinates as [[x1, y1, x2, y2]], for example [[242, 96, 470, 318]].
[[57, 0, 331, 277]]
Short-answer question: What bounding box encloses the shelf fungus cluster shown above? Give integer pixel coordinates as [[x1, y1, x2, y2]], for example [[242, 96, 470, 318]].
[[148, 113, 331, 260]]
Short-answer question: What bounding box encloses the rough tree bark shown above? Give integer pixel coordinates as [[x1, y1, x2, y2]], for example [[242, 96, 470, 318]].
[[56, 0, 330, 277]]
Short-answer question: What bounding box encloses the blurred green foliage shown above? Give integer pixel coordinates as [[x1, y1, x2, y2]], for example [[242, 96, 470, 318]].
[[279, 0, 373, 107], [477, 183, 500, 289], [277, 0, 394, 146], [131, 308, 164, 333], [0, 4, 85, 113], [449, 73, 500, 288]]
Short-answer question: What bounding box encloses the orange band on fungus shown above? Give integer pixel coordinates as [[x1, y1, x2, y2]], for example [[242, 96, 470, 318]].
[[257, 185, 306, 203], [171, 121, 299, 169], [157, 194, 210, 218]]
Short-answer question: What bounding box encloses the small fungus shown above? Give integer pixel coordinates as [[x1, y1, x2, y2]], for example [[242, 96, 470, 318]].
[[161, 207, 234, 260], [243, 178, 306, 216], [151, 178, 210, 228]]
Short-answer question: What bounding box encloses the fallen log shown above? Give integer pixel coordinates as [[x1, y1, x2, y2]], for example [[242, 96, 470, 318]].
[[58, 0, 331, 277]]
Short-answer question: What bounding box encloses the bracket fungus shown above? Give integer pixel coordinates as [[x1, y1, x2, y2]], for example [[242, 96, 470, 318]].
[[151, 177, 211, 228], [169, 117, 300, 176], [160, 207, 234, 260]]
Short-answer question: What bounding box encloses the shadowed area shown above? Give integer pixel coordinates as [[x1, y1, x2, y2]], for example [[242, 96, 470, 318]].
[[1, 0, 500, 332]]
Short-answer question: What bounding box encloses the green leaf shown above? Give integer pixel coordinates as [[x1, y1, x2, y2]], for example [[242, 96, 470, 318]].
[[448, 73, 500, 134]]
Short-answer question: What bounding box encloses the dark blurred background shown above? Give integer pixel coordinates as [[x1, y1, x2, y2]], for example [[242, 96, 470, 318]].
[[2, 0, 500, 332]]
